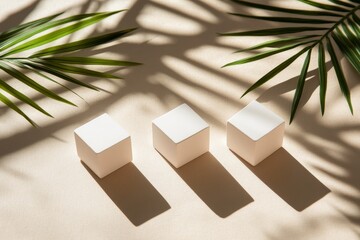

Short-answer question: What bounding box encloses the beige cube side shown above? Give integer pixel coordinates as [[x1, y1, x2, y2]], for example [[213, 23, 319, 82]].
[[176, 127, 209, 167], [75, 133, 132, 178], [227, 122, 256, 164], [153, 124, 209, 168], [152, 123, 177, 163], [253, 123, 285, 165], [227, 122, 285, 166]]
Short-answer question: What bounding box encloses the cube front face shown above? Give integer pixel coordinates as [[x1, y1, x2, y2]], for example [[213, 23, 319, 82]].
[[152, 104, 210, 168], [227, 101, 285, 166], [152, 124, 177, 163], [227, 122, 256, 164], [75, 134, 99, 174], [176, 127, 209, 167], [253, 123, 284, 165], [74, 114, 132, 178], [96, 137, 132, 178]]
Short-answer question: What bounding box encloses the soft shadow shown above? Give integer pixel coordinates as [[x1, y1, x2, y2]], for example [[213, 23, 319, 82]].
[[164, 152, 253, 217], [233, 147, 330, 211], [257, 61, 333, 107], [82, 162, 170, 226], [0, 0, 40, 32]]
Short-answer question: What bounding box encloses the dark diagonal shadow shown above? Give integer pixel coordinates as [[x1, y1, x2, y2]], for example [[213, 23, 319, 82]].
[[0, 0, 40, 32], [82, 162, 170, 226], [163, 152, 253, 217], [233, 148, 330, 211]]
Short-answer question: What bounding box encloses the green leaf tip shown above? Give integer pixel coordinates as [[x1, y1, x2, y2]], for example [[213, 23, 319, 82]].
[[318, 41, 327, 116], [241, 46, 310, 98], [290, 49, 312, 124], [326, 37, 354, 115]]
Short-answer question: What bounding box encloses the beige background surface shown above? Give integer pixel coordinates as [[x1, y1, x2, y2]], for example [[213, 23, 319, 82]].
[[0, 0, 359, 239]]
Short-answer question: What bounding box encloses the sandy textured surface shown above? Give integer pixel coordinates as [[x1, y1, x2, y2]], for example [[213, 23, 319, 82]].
[[0, 0, 359, 239]]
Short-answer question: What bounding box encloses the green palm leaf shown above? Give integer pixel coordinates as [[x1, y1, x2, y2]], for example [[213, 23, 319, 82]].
[[0, 10, 140, 126], [223, 40, 315, 67], [43, 57, 141, 66], [0, 12, 63, 42], [0, 92, 36, 127], [0, 61, 75, 106], [348, 18, 360, 38], [31, 28, 137, 57], [19, 60, 100, 91], [328, 0, 355, 9], [235, 35, 320, 52], [326, 37, 353, 114], [241, 46, 311, 97], [331, 30, 360, 72], [290, 49, 312, 123], [341, 22, 360, 49], [318, 41, 327, 115], [0, 12, 109, 51], [221, 0, 360, 122], [0, 78, 52, 117], [33, 60, 121, 79], [2, 11, 122, 57], [297, 0, 349, 12], [10, 59, 84, 100], [219, 27, 328, 36], [353, 13, 360, 25]]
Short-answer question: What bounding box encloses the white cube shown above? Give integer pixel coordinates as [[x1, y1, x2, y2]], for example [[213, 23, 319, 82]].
[[152, 104, 209, 168], [74, 113, 132, 178], [227, 101, 285, 166]]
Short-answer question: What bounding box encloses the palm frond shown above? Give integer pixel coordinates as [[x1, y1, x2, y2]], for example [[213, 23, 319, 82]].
[[328, 0, 355, 9], [290, 49, 312, 123], [0, 12, 106, 50], [0, 78, 52, 117], [297, 0, 349, 12], [234, 35, 320, 52], [222, 0, 360, 122], [219, 27, 328, 36], [33, 60, 122, 79], [241, 46, 311, 97], [0, 10, 140, 126], [326, 37, 353, 114], [223, 40, 315, 67], [2, 11, 122, 57], [0, 61, 75, 106], [31, 28, 136, 57], [318, 42, 327, 115], [0, 92, 37, 127], [42, 57, 142, 66], [0, 12, 63, 42], [11, 60, 85, 100]]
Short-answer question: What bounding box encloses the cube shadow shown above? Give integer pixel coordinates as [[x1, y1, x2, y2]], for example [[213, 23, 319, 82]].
[[82, 162, 170, 226], [161, 151, 253, 218], [232, 147, 330, 211]]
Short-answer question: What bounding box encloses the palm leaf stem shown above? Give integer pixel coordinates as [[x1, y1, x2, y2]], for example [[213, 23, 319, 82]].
[[310, 4, 360, 47]]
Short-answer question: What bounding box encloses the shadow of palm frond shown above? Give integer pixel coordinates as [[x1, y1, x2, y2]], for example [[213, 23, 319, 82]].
[[0, 0, 41, 32]]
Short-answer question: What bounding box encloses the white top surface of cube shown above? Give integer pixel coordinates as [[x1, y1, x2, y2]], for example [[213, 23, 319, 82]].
[[153, 104, 209, 144], [74, 114, 129, 153], [228, 101, 284, 141]]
